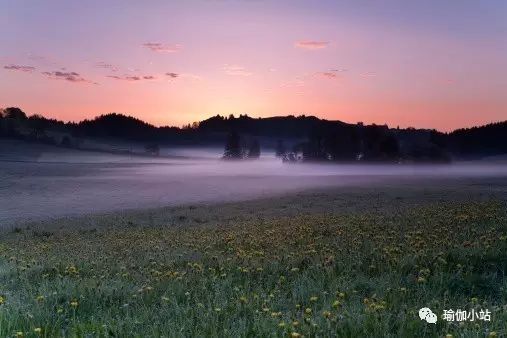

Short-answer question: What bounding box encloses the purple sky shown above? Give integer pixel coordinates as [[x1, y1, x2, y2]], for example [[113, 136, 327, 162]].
[[1, 0, 506, 130]]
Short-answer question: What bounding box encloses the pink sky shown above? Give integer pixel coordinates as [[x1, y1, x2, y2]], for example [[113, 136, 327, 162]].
[[1, 1, 506, 131]]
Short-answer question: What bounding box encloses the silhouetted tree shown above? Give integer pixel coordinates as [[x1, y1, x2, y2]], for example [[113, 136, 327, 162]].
[[145, 143, 160, 156], [303, 133, 327, 161], [275, 139, 286, 157], [378, 134, 400, 160], [61, 135, 73, 147], [248, 139, 261, 159], [29, 114, 48, 140], [322, 128, 360, 161], [3, 107, 27, 120], [223, 131, 242, 159]]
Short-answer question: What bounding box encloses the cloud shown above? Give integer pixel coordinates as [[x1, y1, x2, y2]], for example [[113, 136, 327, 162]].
[[41, 70, 95, 83], [223, 64, 252, 76], [318, 72, 338, 79], [166, 72, 179, 78], [143, 42, 182, 53], [95, 61, 119, 72], [4, 64, 36, 73], [294, 40, 329, 50], [106, 75, 157, 82], [315, 69, 346, 79]]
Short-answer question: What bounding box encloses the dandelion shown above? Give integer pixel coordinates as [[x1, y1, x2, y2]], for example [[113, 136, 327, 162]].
[[34, 328, 42, 334], [445, 334, 453, 338], [310, 296, 318, 302], [292, 321, 299, 327], [323, 310, 331, 318], [214, 307, 221, 312], [0, 295, 4, 305], [278, 321, 286, 328], [290, 332, 301, 338], [239, 296, 248, 304], [489, 332, 497, 337], [305, 308, 312, 315], [417, 276, 426, 284], [36, 295, 44, 302], [15, 332, 24, 338], [70, 300, 79, 308]]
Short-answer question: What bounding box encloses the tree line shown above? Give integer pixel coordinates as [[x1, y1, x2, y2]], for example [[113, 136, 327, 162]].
[[1, 107, 506, 162]]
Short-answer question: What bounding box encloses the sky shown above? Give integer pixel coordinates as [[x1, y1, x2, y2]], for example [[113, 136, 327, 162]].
[[1, 0, 506, 131]]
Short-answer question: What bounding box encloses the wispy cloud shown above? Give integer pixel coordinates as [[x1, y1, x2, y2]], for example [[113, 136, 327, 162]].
[[4, 64, 36, 73], [294, 40, 329, 50], [315, 69, 346, 79], [223, 64, 252, 76], [166, 72, 179, 78], [95, 61, 119, 72], [41, 70, 95, 84], [317, 72, 338, 79], [143, 42, 182, 53], [106, 75, 157, 82]]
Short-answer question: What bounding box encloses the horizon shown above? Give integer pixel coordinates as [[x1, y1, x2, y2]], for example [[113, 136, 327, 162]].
[[1, 1, 507, 132], [6, 107, 507, 133]]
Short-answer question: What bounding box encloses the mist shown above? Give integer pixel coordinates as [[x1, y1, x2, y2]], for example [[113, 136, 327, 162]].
[[1, 144, 506, 225]]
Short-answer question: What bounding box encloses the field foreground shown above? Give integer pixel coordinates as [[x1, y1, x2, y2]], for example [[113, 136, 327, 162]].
[[1, 179, 507, 337]]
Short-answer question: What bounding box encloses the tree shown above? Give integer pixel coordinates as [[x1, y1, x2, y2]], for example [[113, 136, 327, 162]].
[[275, 139, 286, 157], [3, 107, 27, 120], [379, 134, 400, 160], [248, 139, 261, 159], [145, 143, 160, 156], [223, 131, 242, 159], [61, 135, 73, 147]]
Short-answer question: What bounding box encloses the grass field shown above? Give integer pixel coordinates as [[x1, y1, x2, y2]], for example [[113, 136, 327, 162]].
[[1, 181, 507, 337]]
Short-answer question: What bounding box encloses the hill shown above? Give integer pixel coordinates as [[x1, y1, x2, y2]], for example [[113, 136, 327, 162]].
[[1, 107, 506, 162]]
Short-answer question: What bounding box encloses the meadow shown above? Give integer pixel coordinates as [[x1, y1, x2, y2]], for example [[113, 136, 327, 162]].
[[1, 181, 507, 337]]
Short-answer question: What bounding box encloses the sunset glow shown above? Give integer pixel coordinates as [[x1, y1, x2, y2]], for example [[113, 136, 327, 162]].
[[1, 0, 506, 130]]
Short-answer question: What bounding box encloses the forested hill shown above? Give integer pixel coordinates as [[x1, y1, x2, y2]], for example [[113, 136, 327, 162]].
[[1, 107, 506, 161]]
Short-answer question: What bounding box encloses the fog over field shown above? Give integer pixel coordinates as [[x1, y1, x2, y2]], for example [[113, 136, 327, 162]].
[[1, 141, 506, 225]]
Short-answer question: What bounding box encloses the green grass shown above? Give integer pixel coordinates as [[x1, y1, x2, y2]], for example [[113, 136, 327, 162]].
[[1, 187, 507, 337]]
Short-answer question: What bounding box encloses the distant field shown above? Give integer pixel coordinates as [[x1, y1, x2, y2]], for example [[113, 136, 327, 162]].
[[1, 181, 507, 337], [2, 140, 507, 226]]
